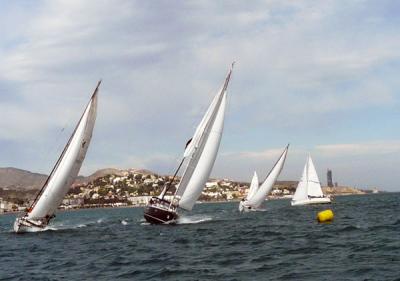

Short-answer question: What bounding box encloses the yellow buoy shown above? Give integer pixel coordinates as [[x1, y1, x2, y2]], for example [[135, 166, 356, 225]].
[[317, 209, 334, 223]]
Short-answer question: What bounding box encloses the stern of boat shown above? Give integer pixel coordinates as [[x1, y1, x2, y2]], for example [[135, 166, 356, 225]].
[[13, 216, 47, 233], [239, 200, 254, 212], [143, 197, 179, 224]]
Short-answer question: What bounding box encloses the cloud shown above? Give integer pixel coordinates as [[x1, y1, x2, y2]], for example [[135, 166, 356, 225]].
[[221, 147, 289, 161], [316, 141, 400, 157], [213, 139, 400, 190], [1, 1, 400, 190]]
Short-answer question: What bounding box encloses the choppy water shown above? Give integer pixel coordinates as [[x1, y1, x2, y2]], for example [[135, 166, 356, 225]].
[[1, 193, 399, 280]]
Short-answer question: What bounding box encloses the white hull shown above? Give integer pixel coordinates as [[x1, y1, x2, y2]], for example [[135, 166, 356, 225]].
[[291, 197, 331, 206], [238, 200, 264, 212], [13, 217, 48, 233], [238, 200, 247, 212]]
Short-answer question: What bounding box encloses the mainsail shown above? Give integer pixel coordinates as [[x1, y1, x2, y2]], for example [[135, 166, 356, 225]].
[[26, 82, 99, 220], [247, 171, 259, 201], [246, 145, 289, 208], [173, 63, 234, 211]]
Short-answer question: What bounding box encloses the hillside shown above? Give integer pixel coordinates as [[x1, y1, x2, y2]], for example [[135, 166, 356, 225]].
[[0, 167, 369, 208], [0, 167, 158, 191], [0, 167, 47, 190]]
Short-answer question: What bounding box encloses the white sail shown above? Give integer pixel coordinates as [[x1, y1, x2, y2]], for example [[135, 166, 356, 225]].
[[183, 87, 220, 159], [292, 155, 327, 205], [27, 83, 99, 220], [305, 156, 324, 197], [246, 145, 289, 208], [292, 160, 309, 202], [246, 171, 259, 201], [174, 64, 234, 211]]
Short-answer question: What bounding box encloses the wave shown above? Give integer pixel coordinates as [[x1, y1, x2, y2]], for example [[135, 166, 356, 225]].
[[338, 225, 361, 232], [176, 215, 213, 225], [25, 219, 103, 232], [253, 208, 267, 212], [42, 223, 88, 232]]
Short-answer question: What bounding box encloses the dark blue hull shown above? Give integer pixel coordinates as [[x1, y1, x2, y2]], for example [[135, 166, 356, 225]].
[[144, 201, 178, 224]]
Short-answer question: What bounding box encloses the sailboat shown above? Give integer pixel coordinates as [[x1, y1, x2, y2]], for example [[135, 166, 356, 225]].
[[291, 155, 331, 206], [143, 63, 234, 224], [239, 145, 289, 212], [14, 81, 100, 233]]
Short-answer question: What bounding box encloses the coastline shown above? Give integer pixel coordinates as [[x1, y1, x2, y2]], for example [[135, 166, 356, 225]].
[[1, 192, 387, 216]]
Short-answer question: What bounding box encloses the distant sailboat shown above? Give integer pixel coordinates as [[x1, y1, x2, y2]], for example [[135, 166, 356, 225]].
[[239, 145, 289, 212], [247, 171, 260, 202], [291, 155, 331, 206], [143, 63, 234, 224], [14, 81, 100, 233]]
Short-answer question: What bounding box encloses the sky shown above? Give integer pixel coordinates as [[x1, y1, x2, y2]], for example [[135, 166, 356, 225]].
[[1, 0, 400, 191]]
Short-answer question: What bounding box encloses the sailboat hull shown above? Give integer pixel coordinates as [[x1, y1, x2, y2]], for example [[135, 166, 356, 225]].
[[238, 200, 260, 212], [144, 205, 178, 224], [291, 197, 331, 206], [143, 197, 178, 224], [13, 217, 48, 233]]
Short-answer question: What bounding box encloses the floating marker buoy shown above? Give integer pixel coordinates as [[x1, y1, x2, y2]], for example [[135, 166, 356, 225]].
[[317, 209, 334, 223]]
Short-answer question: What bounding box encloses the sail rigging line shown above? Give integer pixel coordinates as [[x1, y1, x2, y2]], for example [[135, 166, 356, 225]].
[[19, 117, 68, 199], [173, 64, 234, 201], [26, 80, 101, 215], [160, 133, 198, 199], [39, 125, 68, 182], [160, 157, 185, 200], [259, 144, 289, 185], [308, 180, 320, 184]]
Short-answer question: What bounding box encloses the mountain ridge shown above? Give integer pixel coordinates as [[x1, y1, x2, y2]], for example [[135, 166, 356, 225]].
[[0, 167, 166, 191]]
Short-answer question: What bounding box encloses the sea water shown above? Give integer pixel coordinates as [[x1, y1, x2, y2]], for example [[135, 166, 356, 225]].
[[0, 193, 399, 280]]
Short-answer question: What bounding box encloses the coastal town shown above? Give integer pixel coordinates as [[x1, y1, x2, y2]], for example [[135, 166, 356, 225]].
[[0, 168, 375, 213]]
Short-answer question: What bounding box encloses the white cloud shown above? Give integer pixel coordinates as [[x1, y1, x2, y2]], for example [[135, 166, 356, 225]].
[[214, 141, 400, 191], [1, 0, 400, 190], [316, 141, 400, 157]]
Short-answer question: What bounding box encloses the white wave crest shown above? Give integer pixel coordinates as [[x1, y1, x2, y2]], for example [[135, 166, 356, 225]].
[[176, 215, 213, 224]]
